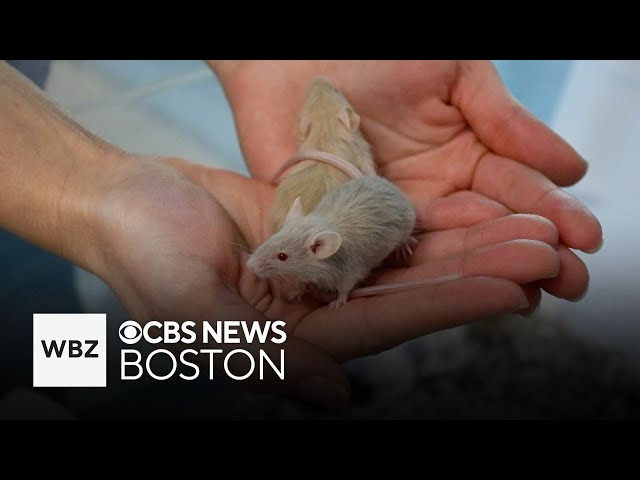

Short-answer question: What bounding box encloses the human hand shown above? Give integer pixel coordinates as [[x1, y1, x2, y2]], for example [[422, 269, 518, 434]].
[[158, 157, 552, 366], [90, 155, 354, 409], [210, 60, 603, 311], [0, 60, 352, 411], [0, 59, 600, 412]]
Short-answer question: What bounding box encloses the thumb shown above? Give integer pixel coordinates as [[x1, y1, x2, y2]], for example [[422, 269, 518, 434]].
[[453, 60, 588, 187]]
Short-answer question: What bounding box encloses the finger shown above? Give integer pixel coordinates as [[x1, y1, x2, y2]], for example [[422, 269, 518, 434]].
[[472, 153, 603, 253], [517, 284, 542, 316], [295, 277, 528, 361], [418, 190, 511, 231], [453, 60, 588, 187], [371, 239, 559, 287], [411, 214, 559, 264], [536, 245, 590, 301]]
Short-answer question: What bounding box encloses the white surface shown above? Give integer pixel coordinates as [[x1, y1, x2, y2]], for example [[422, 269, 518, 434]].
[[544, 60, 640, 364]]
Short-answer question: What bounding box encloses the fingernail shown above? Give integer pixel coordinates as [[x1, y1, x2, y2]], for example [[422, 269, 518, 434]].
[[568, 284, 590, 303], [296, 376, 350, 411], [582, 156, 590, 170], [525, 302, 542, 316], [585, 237, 604, 254]]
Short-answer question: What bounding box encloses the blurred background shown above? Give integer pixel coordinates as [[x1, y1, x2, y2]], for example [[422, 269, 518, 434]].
[[1, 60, 639, 419]]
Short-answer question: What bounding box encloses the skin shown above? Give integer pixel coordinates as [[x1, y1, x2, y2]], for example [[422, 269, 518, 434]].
[[210, 60, 603, 311], [0, 60, 602, 411]]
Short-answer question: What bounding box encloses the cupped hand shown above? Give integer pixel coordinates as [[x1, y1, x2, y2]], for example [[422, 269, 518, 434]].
[[148, 156, 554, 365], [212, 60, 603, 310], [92, 155, 355, 409], [93, 153, 557, 409]]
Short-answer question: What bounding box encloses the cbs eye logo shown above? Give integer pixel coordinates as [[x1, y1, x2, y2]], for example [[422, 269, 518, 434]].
[[119, 320, 142, 345]]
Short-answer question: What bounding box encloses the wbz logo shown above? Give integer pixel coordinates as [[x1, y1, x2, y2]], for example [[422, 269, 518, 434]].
[[33, 314, 106, 387], [41, 339, 99, 358]]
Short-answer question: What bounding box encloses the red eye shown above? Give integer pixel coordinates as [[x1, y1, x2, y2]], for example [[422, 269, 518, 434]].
[[277, 252, 288, 261]]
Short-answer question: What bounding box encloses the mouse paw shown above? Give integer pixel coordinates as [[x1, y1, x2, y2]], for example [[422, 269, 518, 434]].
[[287, 289, 305, 302], [394, 237, 417, 264], [328, 293, 349, 310]]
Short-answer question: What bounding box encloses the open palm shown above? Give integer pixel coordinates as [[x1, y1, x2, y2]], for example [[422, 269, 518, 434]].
[[214, 60, 603, 320]]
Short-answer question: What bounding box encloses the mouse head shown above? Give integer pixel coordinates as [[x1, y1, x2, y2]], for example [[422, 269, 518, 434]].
[[296, 76, 361, 143], [247, 197, 342, 282]]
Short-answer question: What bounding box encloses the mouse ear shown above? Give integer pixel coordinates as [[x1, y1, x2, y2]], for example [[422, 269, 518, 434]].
[[284, 197, 304, 224], [338, 107, 360, 131], [296, 114, 311, 142], [307, 231, 342, 259]]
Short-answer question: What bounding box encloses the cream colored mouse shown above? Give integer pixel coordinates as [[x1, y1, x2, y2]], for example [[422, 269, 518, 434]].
[[250, 175, 416, 309], [252, 76, 460, 309], [270, 76, 377, 233]]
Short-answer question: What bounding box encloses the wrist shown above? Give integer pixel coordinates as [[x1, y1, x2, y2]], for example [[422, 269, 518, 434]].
[[0, 61, 138, 280], [55, 145, 135, 278]]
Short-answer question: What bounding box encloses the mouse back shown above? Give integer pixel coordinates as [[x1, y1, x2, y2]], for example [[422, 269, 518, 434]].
[[315, 175, 416, 247], [296, 76, 376, 176], [270, 76, 377, 233]]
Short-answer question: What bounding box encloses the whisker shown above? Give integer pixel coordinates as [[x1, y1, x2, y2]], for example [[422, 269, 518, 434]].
[[229, 242, 252, 258], [230, 242, 250, 251]]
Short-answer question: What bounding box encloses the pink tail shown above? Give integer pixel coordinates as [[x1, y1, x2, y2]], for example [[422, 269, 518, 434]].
[[348, 273, 462, 299], [270, 150, 365, 185]]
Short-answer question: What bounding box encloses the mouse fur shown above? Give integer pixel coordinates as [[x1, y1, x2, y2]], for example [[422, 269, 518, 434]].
[[249, 175, 416, 309], [270, 76, 377, 233]]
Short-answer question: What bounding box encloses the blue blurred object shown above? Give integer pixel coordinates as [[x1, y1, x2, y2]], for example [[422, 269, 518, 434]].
[[6, 60, 51, 89], [83, 60, 246, 172], [493, 60, 572, 125], [0, 231, 82, 395]]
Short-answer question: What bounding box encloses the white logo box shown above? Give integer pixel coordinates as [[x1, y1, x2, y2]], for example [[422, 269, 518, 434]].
[[33, 313, 107, 387]]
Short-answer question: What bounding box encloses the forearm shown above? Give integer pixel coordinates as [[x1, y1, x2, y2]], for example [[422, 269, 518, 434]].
[[0, 61, 127, 274]]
